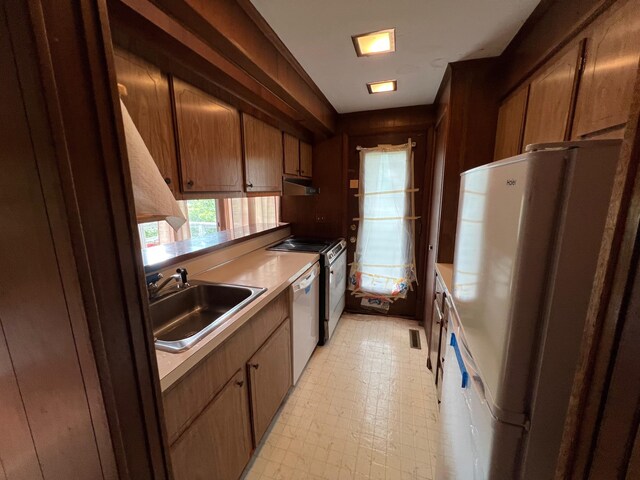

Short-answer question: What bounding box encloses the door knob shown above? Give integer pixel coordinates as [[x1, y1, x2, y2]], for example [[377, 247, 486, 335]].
[[246, 182, 253, 189], [186, 180, 194, 188], [164, 177, 171, 185], [349, 236, 356, 243], [350, 224, 356, 231], [235, 380, 244, 387], [250, 363, 260, 370]]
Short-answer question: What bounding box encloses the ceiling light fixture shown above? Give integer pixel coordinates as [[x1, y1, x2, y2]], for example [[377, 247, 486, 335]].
[[352, 28, 396, 57], [367, 80, 397, 94]]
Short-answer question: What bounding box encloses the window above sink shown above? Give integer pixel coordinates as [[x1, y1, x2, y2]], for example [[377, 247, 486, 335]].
[[138, 196, 280, 248]]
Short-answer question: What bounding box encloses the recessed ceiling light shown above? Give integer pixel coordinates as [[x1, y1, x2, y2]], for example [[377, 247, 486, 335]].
[[352, 28, 396, 57], [367, 80, 397, 94]]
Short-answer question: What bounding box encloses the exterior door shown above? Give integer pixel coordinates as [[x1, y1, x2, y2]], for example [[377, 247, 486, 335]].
[[346, 131, 429, 317]]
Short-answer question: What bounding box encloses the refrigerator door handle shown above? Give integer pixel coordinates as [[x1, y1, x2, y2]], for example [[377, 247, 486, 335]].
[[451, 333, 469, 388]]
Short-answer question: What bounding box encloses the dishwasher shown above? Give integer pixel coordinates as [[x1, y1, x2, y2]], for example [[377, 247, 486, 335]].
[[291, 262, 320, 385]]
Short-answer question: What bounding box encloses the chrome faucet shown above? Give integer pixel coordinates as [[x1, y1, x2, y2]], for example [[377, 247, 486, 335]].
[[148, 268, 190, 299]]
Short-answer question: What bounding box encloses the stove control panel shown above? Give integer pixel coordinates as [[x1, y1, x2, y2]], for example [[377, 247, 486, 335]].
[[326, 239, 347, 265]]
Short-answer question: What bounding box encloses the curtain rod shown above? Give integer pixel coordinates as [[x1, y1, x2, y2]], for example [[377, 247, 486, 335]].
[[356, 142, 416, 151]]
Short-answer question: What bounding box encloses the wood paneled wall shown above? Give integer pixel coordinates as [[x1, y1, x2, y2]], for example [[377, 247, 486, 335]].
[[1, 1, 172, 477], [1, 7, 112, 477], [434, 59, 500, 264]]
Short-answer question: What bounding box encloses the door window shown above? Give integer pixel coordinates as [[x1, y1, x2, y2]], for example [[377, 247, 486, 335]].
[[349, 141, 417, 302]]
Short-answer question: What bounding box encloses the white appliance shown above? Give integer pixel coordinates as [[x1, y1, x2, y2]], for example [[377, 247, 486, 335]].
[[291, 263, 320, 385], [437, 140, 621, 479], [325, 246, 347, 342]]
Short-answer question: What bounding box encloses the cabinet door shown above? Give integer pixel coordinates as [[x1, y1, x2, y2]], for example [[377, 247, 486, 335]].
[[170, 370, 252, 480], [113, 48, 180, 195], [572, 0, 640, 138], [172, 78, 243, 193], [522, 43, 582, 148], [494, 86, 529, 160], [248, 319, 292, 444], [242, 114, 283, 193], [299, 141, 313, 178], [429, 298, 443, 373], [283, 133, 300, 176]]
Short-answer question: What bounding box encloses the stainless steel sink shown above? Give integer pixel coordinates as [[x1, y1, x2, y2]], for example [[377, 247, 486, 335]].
[[149, 281, 266, 352]]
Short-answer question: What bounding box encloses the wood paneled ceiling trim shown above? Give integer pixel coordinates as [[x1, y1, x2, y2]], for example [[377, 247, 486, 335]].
[[120, 0, 337, 136]]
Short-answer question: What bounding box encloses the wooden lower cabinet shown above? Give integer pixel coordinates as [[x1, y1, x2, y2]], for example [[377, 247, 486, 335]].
[[248, 319, 292, 444], [171, 370, 252, 480], [164, 293, 292, 479]]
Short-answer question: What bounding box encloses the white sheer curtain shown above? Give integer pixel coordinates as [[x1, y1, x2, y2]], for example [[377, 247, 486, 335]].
[[348, 141, 417, 301]]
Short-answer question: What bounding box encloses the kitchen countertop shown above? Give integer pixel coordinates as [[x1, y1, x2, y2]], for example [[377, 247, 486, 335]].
[[436, 263, 453, 293], [142, 223, 288, 273], [155, 247, 319, 391]]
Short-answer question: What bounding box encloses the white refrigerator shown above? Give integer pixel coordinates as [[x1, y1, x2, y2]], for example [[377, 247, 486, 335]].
[[437, 140, 621, 479]]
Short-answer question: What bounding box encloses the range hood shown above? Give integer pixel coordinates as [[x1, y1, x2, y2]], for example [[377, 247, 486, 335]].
[[283, 177, 319, 196]]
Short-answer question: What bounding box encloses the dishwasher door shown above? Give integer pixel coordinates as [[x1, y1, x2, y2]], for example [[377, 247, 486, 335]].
[[291, 263, 320, 385]]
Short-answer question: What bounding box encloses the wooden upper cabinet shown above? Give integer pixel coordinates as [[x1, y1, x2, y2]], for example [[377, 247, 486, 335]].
[[283, 133, 300, 176], [113, 48, 180, 195], [494, 86, 529, 161], [170, 370, 252, 480], [299, 141, 313, 178], [522, 43, 582, 148], [243, 114, 283, 193], [172, 78, 243, 193], [572, 0, 640, 138], [248, 319, 291, 444]]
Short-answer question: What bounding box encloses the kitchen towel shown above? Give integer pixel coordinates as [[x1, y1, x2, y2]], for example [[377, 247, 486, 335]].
[[120, 99, 186, 231]]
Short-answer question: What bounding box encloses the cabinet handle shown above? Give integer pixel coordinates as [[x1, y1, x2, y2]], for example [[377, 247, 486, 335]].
[[250, 363, 260, 370], [186, 180, 194, 188], [164, 177, 172, 185], [235, 380, 244, 387], [246, 182, 253, 189]]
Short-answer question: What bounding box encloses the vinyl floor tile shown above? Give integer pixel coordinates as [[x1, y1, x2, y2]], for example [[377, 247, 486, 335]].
[[243, 313, 439, 480]]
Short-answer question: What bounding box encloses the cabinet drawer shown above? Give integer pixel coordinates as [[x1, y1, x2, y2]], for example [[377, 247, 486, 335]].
[[163, 291, 288, 443]]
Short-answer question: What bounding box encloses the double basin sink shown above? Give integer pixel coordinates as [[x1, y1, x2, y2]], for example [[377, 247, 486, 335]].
[[149, 281, 266, 352]]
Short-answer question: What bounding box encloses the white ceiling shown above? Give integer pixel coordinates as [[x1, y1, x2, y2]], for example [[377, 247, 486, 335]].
[[251, 0, 540, 113]]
